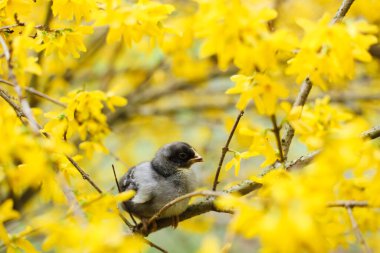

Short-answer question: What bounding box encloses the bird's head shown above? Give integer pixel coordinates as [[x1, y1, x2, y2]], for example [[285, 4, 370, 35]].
[[154, 142, 203, 171]]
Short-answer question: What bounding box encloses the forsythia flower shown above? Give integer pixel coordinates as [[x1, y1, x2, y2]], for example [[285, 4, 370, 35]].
[[0, 200, 38, 253], [286, 14, 378, 89], [290, 96, 352, 150], [52, 0, 98, 21], [95, 0, 174, 45], [227, 73, 289, 114], [195, 0, 277, 70], [44, 90, 127, 156], [225, 126, 278, 175], [225, 150, 255, 176], [37, 26, 93, 59], [215, 170, 328, 253]]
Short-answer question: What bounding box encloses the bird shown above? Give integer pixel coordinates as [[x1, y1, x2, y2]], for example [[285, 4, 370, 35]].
[[119, 141, 203, 231]]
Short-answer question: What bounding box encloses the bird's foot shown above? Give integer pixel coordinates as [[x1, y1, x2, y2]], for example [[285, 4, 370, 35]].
[[137, 218, 157, 235], [171, 215, 180, 228]]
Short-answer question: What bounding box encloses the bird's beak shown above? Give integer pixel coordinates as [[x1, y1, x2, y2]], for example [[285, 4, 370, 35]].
[[188, 151, 203, 165]]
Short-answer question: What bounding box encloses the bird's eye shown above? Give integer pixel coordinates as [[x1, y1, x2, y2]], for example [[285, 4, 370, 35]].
[[179, 152, 187, 159]]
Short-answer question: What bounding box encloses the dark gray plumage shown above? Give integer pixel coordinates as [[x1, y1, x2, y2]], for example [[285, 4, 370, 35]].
[[119, 142, 203, 218]]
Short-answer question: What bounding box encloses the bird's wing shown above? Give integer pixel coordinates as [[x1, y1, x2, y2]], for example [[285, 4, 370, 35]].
[[119, 163, 155, 204]]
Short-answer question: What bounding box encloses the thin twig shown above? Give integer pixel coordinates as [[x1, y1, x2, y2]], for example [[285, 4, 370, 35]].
[[118, 212, 133, 230], [0, 23, 23, 31], [112, 164, 122, 193], [65, 155, 103, 194], [143, 238, 168, 253], [362, 126, 380, 140], [147, 190, 225, 226], [0, 34, 41, 133], [0, 78, 65, 107], [112, 164, 137, 226], [0, 23, 45, 32], [281, 0, 356, 160], [346, 207, 372, 253], [327, 200, 369, 208], [271, 114, 284, 163], [0, 86, 26, 120], [212, 110, 244, 191], [331, 0, 357, 24]]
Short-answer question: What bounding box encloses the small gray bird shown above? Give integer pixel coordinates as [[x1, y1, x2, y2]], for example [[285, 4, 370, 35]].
[[119, 142, 203, 227]]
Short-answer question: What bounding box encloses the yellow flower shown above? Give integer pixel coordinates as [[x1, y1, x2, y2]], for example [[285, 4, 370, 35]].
[[290, 96, 352, 150], [286, 14, 378, 89], [44, 90, 126, 157], [95, 0, 174, 45], [195, 0, 277, 70], [225, 150, 255, 176], [0, 200, 19, 223], [227, 73, 289, 115], [38, 26, 93, 60], [52, 0, 98, 21]]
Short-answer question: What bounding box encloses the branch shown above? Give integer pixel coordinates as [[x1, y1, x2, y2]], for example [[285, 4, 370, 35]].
[[0, 78, 65, 107], [147, 190, 226, 226], [346, 207, 372, 253], [136, 180, 262, 236], [65, 155, 103, 194], [281, 0, 356, 160], [212, 110, 244, 191]]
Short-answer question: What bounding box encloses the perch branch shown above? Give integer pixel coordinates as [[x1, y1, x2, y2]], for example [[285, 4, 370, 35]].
[[212, 110, 244, 191], [148, 190, 226, 226]]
